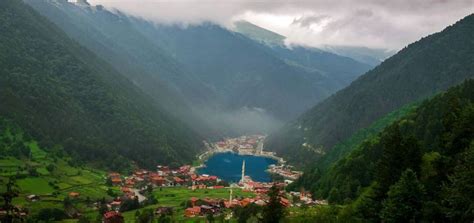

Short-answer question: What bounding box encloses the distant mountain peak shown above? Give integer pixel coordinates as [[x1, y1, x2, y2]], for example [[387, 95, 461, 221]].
[[70, 0, 90, 7], [233, 20, 286, 45]]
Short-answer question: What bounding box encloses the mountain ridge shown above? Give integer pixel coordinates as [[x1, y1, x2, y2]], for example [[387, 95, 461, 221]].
[[265, 13, 474, 166]]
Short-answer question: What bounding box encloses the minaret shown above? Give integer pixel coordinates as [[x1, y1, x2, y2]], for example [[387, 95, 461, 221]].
[[240, 159, 246, 183], [229, 188, 233, 202]]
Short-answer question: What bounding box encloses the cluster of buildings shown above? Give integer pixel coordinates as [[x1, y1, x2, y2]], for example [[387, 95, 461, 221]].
[[183, 188, 292, 218], [108, 165, 223, 189], [105, 165, 226, 209], [267, 164, 303, 182], [214, 135, 265, 155]]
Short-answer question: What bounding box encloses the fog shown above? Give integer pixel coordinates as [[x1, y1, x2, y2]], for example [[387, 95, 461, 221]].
[[193, 106, 284, 136], [88, 0, 473, 49]]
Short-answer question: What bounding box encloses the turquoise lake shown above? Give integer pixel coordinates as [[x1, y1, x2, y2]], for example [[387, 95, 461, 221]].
[[198, 152, 277, 183]]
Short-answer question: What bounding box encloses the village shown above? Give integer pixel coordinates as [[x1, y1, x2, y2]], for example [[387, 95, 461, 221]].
[[102, 163, 319, 222], [0, 135, 314, 222], [99, 135, 318, 222]]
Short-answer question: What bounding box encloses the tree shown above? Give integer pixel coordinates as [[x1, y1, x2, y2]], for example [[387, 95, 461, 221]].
[[206, 212, 215, 223], [1, 177, 20, 222], [381, 169, 425, 223], [442, 143, 474, 222], [327, 188, 342, 204], [137, 209, 154, 223], [98, 197, 108, 215], [135, 210, 141, 219], [77, 216, 91, 223], [234, 203, 261, 223], [376, 124, 422, 194], [262, 184, 285, 223]]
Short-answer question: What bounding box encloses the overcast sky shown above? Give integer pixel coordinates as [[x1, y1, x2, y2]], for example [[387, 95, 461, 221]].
[[87, 0, 474, 50]]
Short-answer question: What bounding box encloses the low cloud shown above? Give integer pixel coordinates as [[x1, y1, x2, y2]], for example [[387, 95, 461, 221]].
[[88, 0, 473, 49]]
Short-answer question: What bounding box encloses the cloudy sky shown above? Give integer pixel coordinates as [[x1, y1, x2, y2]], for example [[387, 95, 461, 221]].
[[87, 0, 474, 50]]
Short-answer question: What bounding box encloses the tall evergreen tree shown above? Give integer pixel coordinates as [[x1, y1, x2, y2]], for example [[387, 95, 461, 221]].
[[262, 184, 285, 223], [381, 169, 425, 223], [376, 124, 422, 193], [442, 142, 474, 222]]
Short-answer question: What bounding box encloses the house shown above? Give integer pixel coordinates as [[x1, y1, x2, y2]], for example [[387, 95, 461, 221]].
[[184, 206, 201, 217], [110, 201, 121, 211], [121, 187, 132, 193], [173, 177, 185, 186], [155, 207, 173, 216], [124, 179, 135, 187], [224, 199, 241, 208], [200, 205, 215, 215], [150, 176, 165, 186], [111, 177, 122, 185], [108, 172, 121, 178], [240, 198, 253, 207], [103, 211, 124, 223], [190, 197, 199, 206], [69, 192, 80, 198], [280, 198, 290, 207], [178, 165, 191, 174], [26, 194, 40, 202]]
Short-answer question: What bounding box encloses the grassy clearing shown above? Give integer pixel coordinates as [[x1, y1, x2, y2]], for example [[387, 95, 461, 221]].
[[16, 177, 55, 195]]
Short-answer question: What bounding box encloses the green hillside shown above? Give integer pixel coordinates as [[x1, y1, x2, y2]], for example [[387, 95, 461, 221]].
[[0, 0, 202, 170], [0, 118, 112, 220], [291, 79, 474, 222], [266, 14, 474, 166], [25, 0, 218, 138]]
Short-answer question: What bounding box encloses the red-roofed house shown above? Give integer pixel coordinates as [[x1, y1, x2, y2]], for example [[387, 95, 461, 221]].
[[173, 177, 185, 186], [280, 198, 290, 207], [103, 211, 124, 223], [121, 187, 132, 193], [190, 197, 198, 206], [150, 176, 165, 186], [184, 206, 201, 217]]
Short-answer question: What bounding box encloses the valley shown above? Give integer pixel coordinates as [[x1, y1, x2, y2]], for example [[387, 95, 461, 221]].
[[1, 0, 473, 222], [0, 131, 313, 222]]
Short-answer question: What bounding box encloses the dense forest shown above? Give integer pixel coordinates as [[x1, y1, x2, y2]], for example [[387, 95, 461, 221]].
[[266, 13, 474, 166], [0, 0, 202, 170], [290, 79, 474, 222]]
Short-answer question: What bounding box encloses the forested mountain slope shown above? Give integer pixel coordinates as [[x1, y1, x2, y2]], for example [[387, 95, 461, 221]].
[[234, 21, 373, 87], [266, 14, 474, 166], [129, 21, 369, 121], [0, 0, 202, 170], [233, 21, 394, 67], [27, 0, 372, 134], [292, 79, 474, 222], [25, 0, 218, 137]]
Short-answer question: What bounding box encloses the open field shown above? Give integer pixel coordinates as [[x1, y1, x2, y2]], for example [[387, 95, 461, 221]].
[[119, 187, 254, 222]]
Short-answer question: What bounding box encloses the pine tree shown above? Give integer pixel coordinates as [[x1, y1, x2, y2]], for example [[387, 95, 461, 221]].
[[381, 169, 425, 223], [262, 184, 285, 223], [376, 124, 422, 193], [442, 143, 474, 222]]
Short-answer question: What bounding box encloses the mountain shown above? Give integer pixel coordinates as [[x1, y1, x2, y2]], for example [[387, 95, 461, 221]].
[[25, 0, 219, 137], [233, 21, 373, 87], [321, 45, 396, 66], [0, 0, 202, 170], [233, 21, 285, 45], [234, 20, 393, 67], [266, 14, 474, 166], [130, 20, 372, 121], [27, 1, 372, 134], [291, 79, 474, 222]]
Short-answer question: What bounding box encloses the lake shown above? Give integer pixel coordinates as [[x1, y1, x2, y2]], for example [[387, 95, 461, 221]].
[[198, 152, 277, 183]]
